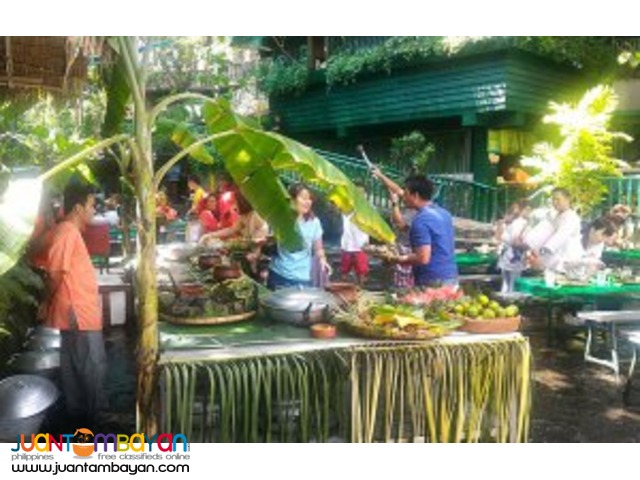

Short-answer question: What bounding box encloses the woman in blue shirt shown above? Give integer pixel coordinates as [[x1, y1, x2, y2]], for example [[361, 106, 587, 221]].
[[267, 183, 331, 290]]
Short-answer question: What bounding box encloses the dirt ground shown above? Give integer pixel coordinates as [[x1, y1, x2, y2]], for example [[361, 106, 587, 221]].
[[527, 326, 640, 442]]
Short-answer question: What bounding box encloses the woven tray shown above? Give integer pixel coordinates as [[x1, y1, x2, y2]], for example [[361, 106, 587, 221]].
[[458, 315, 521, 334], [340, 322, 444, 341], [161, 310, 257, 326]]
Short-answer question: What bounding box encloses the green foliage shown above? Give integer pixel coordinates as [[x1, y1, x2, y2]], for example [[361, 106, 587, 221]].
[[0, 262, 43, 371], [102, 54, 132, 137], [259, 36, 618, 96], [521, 85, 633, 213], [0, 87, 106, 169], [389, 131, 434, 173], [619, 50, 640, 69], [257, 56, 309, 97], [146, 37, 242, 93]]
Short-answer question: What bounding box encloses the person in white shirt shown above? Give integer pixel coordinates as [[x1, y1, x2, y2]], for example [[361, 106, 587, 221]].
[[581, 216, 617, 261], [340, 182, 370, 285], [103, 196, 120, 227], [496, 199, 532, 293], [526, 187, 582, 272]]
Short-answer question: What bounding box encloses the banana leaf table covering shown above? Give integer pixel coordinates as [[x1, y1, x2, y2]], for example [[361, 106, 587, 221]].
[[157, 319, 531, 443]]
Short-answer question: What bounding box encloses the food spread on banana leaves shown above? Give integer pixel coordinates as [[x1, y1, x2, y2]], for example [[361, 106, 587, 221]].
[[337, 287, 462, 339], [159, 275, 261, 319], [337, 286, 520, 340]]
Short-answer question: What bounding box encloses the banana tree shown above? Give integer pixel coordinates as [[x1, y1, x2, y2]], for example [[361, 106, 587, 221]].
[[0, 36, 394, 434]]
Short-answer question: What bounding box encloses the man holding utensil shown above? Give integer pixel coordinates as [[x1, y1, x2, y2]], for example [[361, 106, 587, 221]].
[[365, 146, 457, 287]]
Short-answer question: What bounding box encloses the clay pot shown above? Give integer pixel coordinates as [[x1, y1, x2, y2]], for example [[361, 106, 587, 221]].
[[212, 265, 242, 282], [310, 323, 337, 339], [325, 282, 359, 305], [198, 254, 222, 270], [178, 283, 206, 298]]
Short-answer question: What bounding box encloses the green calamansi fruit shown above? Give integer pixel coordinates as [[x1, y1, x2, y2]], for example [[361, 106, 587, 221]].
[[477, 295, 490, 306], [489, 301, 501, 311], [483, 309, 496, 320], [505, 305, 519, 317], [467, 306, 479, 318], [454, 304, 464, 315]]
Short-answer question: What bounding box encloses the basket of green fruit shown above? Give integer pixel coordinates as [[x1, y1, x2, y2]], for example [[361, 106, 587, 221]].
[[451, 294, 521, 334]]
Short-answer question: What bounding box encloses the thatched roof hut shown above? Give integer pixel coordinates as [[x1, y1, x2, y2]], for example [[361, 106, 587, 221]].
[[0, 36, 88, 94]]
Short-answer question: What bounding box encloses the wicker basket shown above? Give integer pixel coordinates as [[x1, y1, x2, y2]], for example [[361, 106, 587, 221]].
[[458, 315, 521, 334], [340, 322, 444, 341], [161, 310, 257, 326]]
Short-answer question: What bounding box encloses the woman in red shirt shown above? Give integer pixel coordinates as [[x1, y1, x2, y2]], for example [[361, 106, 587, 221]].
[[199, 194, 220, 234]]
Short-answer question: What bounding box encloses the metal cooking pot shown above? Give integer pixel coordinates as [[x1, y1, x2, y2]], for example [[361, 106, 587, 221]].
[[32, 326, 60, 337], [157, 242, 199, 263], [0, 375, 59, 441], [12, 350, 60, 375], [27, 335, 61, 351], [261, 287, 338, 326]]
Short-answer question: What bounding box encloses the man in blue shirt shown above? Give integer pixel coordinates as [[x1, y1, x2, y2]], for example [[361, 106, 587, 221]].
[[398, 175, 458, 286]]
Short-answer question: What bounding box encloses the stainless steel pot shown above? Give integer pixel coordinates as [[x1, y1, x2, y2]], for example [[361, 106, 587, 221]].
[[157, 242, 199, 263], [27, 332, 61, 351], [261, 287, 338, 326], [12, 350, 60, 375], [32, 326, 60, 337], [0, 375, 59, 441]]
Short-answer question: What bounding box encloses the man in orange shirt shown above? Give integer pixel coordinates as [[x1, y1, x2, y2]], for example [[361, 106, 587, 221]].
[[43, 182, 107, 429]]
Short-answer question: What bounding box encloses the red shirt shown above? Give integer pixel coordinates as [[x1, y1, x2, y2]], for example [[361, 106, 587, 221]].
[[217, 189, 236, 218], [44, 221, 101, 331], [199, 210, 219, 234], [217, 189, 238, 228]]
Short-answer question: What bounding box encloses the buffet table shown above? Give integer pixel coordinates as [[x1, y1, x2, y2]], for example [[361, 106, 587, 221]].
[[516, 277, 640, 342], [157, 319, 531, 443], [602, 249, 640, 266], [455, 252, 497, 272]]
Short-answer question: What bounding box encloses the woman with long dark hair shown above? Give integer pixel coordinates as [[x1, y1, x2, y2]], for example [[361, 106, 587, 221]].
[[267, 183, 330, 289]]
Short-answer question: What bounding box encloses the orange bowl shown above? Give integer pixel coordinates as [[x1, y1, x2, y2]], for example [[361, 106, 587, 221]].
[[310, 323, 337, 339]]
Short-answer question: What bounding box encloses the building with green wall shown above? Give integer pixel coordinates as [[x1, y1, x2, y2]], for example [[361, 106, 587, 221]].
[[258, 37, 631, 186]]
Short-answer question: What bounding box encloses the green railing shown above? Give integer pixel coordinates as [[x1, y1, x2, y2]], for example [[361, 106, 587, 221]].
[[496, 176, 640, 219], [315, 149, 505, 222], [284, 150, 640, 223], [429, 175, 499, 223], [601, 176, 640, 214], [282, 149, 504, 223]]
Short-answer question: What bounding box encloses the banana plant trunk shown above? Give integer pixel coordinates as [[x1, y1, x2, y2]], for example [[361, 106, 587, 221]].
[[132, 117, 158, 435], [118, 36, 159, 435]]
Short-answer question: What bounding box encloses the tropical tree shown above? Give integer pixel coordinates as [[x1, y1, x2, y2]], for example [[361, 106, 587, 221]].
[[521, 85, 633, 213], [0, 36, 394, 434]]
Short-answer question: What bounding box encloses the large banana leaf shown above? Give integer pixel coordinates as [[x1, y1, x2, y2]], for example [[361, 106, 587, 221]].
[[170, 122, 215, 165], [200, 100, 395, 248], [0, 177, 42, 276]]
